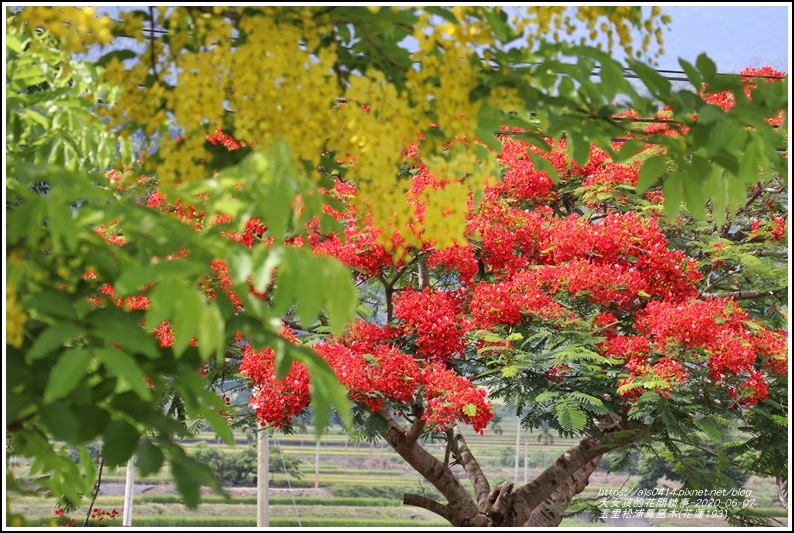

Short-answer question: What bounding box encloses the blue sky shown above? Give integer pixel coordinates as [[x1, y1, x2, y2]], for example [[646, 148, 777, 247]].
[[653, 5, 790, 73]]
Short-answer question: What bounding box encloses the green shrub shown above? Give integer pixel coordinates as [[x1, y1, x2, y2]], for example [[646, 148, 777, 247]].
[[330, 483, 443, 501], [190, 443, 304, 487], [129, 516, 450, 527]]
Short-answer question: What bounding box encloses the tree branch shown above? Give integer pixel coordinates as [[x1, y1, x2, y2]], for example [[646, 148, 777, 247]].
[[523, 456, 601, 527], [358, 25, 409, 72], [329, 27, 346, 93], [452, 426, 491, 509], [405, 404, 426, 445], [417, 259, 430, 290], [378, 407, 486, 526], [512, 418, 644, 525], [404, 493, 453, 521], [743, 185, 765, 209], [148, 7, 159, 82], [82, 455, 105, 527], [699, 288, 785, 300]]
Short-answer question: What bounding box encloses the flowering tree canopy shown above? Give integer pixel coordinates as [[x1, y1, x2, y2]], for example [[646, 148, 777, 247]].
[[4, 5, 788, 523], [234, 97, 787, 525]]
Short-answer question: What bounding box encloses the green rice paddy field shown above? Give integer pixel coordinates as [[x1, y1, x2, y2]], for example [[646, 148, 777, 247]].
[[7, 423, 788, 528]]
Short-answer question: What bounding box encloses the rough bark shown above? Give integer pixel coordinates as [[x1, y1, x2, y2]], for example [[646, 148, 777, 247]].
[[511, 413, 638, 526], [379, 407, 488, 526], [380, 408, 644, 527], [523, 455, 601, 526], [417, 261, 430, 290], [452, 426, 490, 509]]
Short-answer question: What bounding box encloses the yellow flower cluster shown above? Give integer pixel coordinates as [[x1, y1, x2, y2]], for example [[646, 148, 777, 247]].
[[11, 6, 669, 252], [12, 6, 114, 52], [512, 6, 669, 58], [421, 180, 470, 250], [6, 283, 27, 348]]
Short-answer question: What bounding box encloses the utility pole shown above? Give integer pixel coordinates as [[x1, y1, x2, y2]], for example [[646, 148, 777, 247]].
[[314, 439, 320, 489], [514, 417, 521, 483], [122, 455, 135, 527], [257, 428, 269, 527]]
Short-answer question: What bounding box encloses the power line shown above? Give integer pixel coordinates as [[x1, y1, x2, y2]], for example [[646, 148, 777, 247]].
[[102, 17, 787, 83]]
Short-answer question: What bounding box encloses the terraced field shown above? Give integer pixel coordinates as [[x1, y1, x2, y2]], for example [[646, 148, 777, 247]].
[[8, 422, 787, 528]]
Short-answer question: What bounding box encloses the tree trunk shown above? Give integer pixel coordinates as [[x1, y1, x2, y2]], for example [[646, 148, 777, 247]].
[[523, 456, 601, 526], [379, 409, 642, 527]]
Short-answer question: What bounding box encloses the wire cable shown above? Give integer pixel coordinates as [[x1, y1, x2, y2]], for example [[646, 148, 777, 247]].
[[272, 435, 302, 527]]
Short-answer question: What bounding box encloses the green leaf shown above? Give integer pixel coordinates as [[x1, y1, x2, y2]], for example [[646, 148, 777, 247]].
[[251, 245, 282, 293], [527, 151, 560, 183], [567, 131, 590, 167], [678, 58, 702, 88], [682, 159, 707, 220], [9, 62, 47, 89], [96, 49, 137, 68], [696, 53, 717, 83], [114, 266, 154, 297], [501, 365, 520, 378], [570, 391, 606, 412], [103, 421, 140, 467], [47, 201, 78, 252], [228, 247, 254, 285], [599, 62, 623, 103], [290, 346, 352, 434], [535, 391, 557, 403], [6, 33, 22, 53], [144, 282, 178, 333], [462, 403, 478, 417], [88, 309, 159, 358], [425, 6, 458, 24], [262, 185, 294, 241], [662, 172, 683, 221], [172, 285, 204, 357], [726, 169, 748, 216], [738, 140, 761, 184], [631, 61, 672, 100], [295, 256, 324, 327], [479, 7, 513, 43], [43, 349, 92, 403], [170, 458, 206, 509], [325, 259, 357, 335], [198, 303, 225, 362], [40, 402, 79, 443], [636, 155, 667, 194], [135, 440, 164, 477], [612, 140, 646, 163], [272, 338, 293, 379], [474, 104, 505, 152], [707, 166, 727, 227], [119, 137, 135, 167], [738, 254, 762, 267], [27, 323, 83, 361], [78, 446, 98, 493], [696, 105, 725, 125], [554, 399, 586, 432], [75, 405, 110, 442], [693, 417, 724, 441], [198, 403, 235, 445], [94, 348, 153, 401], [270, 249, 298, 317], [25, 291, 78, 321]]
